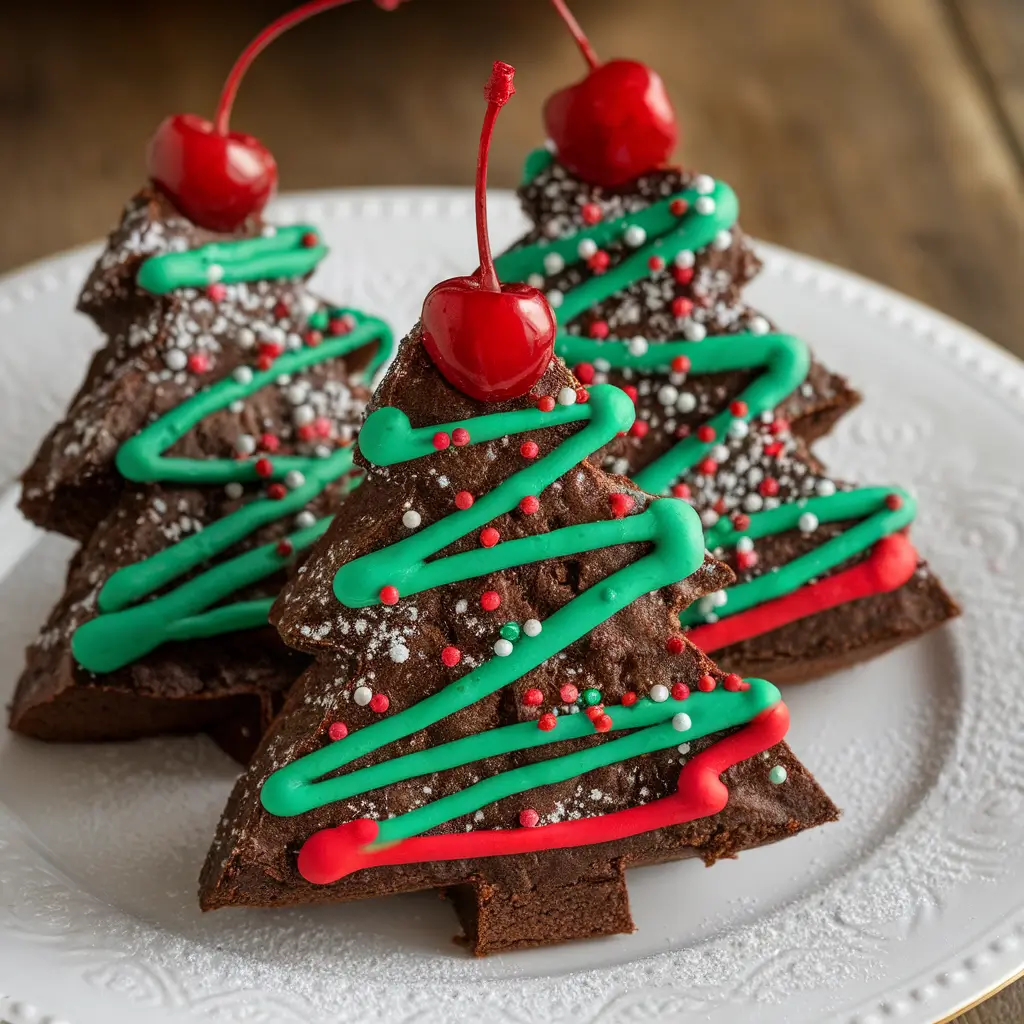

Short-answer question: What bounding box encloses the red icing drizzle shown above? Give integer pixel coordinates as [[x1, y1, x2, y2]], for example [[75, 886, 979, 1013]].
[[296, 702, 790, 885], [687, 533, 919, 653]]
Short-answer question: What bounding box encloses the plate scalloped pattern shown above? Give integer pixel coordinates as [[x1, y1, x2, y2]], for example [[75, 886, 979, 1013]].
[[1, 189, 1022, 1024]]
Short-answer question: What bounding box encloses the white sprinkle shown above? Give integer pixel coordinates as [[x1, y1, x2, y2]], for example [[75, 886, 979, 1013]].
[[674, 250, 695, 269], [594, 358, 611, 372], [523, 618, 542, 637], [237, 327, 256, 349], [672, 713, 692, 732], [799, 512, 820, 533], [264, 325, 286, 345], [402, 510, 422, 529], [695, 196, 716, 216], [694, 174, 715, 194], [627, 336, 649, 357], [650, 684, 670, 703], [683, 321, 707, 342], [528, 273, 545, 289], [713, 230, 733, 251], [743, 493, 765, 513], [624, 224, 647, 247], [261, 224, 278, 238], [543, 252, 565, 275], [353, 686, 373, 706], [390, 643, 410, 663], [455, 599, 468, 614], [677, 742, 691, 755], [657, 384, 679, 406], [577, 238, 598, 260], [701, 509, 720, 528], [295, 510, 317, 529], [494, 638, 514, 657], [293, 404, 316, 426], [315, 444, 333, 459], [225, 482, 244, 500], [736, 536, 755, 554], [232, 366, 254, 385], [229, 400, 245, 414], [165, 349, 187, 371], [556, 386, 577, 406], [816, 479, 837, 497], [711, 444, 730, 463], [748, 315, 770, 335], [284, 470, 305, 490], [287, 384, 309, 405], [676, 392, 697, 413], [206, 263, 224, 283], [298, 293, 319, 317], [711, 590, 728, 608], [547, 289, 564, 309], [235, 434, 257, 456], [612, 458, 631, 475], [729, 419, 750, 440]]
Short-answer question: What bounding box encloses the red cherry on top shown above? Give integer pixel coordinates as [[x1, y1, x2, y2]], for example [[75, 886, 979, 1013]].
[[544, 0, 678, 188], [146, 0, 403, 231], [421, 63, 556, 402]]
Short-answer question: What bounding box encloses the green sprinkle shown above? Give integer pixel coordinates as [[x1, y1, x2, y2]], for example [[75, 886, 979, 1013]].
[[499, 622, 521, 642], [769, 765, 788, 785], [582, 687, 603, 706]]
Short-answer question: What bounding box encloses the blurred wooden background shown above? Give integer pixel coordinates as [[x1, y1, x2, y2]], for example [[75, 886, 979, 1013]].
[[0, 0, 1021, 1019]]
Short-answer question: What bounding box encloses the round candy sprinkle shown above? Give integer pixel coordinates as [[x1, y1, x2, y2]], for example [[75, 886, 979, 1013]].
[[723, 673, 744, 692], [885, 493, 904, 510], [255, 457, 274, 478], [621, 691, 638, 707], [522, 618, 543, 637], [669, 197, 689, 216], [452, 427, 470, 447], [697, 674, 717, 693], [520, 440, 539, 459], [284, 469, 305, 490], [267, 483, 287, 500], [537, 395, 556, 413], [582, 687, 603, 706], [538, 713, 557, 731], [380, 585, 400, 605], [817, 479, 837, 497], [671, 296, 694, 319], [697, 425, 716, 443], [480, 527, 500, 548], [547, 289, 564, 309], [523, 688, 544, 707], [577, 238, 598, 259], [328, 721, 348, 741], [588, 320, 609, 339], [574, 362, 595, 384], [769, 765, 788, 785], [369, 693, 390, 713], [665, 636, 685, 655], [519, 495, 540, 514], [389, 643, 410, 663], [402, 510, 422, 529], [759, 478, 780, 497], [441, 646, 462, 667], [295, 510, 317, 530], [519, 808, 540, 827], [480, 591, 501, 611], [798, 512, 819, 533], [593, 713, 613, 733], [432, 432, 451, 450], [500, 623, 521, 643], [276, 539, 293, 557], [353, 686, 372, 706], [560, 684, 579, 703], [455, 490, 475, 510], [650, 684, 669, 703], [585, 705, 605, 721], [672, 713, 692, 732], [609, 493, 635, 518], [624, 224, 647, 247], [494, 638, 514, 657], [671, 682, 690, 701], [556, 386, 577, 406], [671, 483, 691, 499], [581, 202, 602, 224]]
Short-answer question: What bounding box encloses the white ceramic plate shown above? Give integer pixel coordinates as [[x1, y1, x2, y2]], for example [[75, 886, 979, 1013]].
[[0, 189, 1022, 1024]]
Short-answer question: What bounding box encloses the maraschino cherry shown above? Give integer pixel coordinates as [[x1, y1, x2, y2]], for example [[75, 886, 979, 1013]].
[[147, 0, 404, 232], [544, 0, 677, 188], [421, 62, 556, 402]]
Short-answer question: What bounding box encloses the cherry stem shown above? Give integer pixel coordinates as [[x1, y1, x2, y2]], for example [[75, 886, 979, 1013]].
[[549, 0, 600, 71], [475, 62, 516, 293], [215, 0, 360, 135]]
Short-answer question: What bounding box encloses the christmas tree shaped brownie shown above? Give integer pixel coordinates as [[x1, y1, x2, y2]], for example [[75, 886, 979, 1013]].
[[10, 1, 399, 761], [492, 1, 958, 682], [200, 64, 838, 954]]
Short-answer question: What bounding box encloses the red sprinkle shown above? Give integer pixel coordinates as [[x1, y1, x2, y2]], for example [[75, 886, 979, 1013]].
[[621, 691, 638, 707], [697, 424, 716, 443], [609, 492, 635, 518], [259, 341, 284, 359], [276, 539, 294, 557], [207, 282, 228, 302], [729, 400, 748, 417], [441, 646, 462, 667], [259, 433, 280, 452], [455, 490, 475, 510], [621, 385, 639, 404], [267, 483, 287, 500], [670, 197, 689, 216], [480, 590, 501, 611], [314, 416, 333, 438], [327, 721, 348, 741], [629, 420, 649, 439], [587, 250, 611, 274], [256, 353, 274, 371], [537, 395, 556, 413], [673, 266, 694, 286], [671, 296, 694, 319], [585, 704, 605, 721], [759, 478, 780, 497], [328, 316, 351, 336], [255, 457, 274, 478], [671, 354, 692, 374], [188, 352, 210, 374], [538, 712, 558, 731], [519, 495, 540, 515], [764, 441, 784, 458], [304, 329, 323, 347], [588, 320, 610, 340], [480, 527, 500, 548], [520, 440, 539, 459], [736, 550, 759, 571], [379, 585, 400, 605], [732, 513, 751, 531], [723, 673, 744, 692], [581, 202, 603, 224], [560, 684, 579, 703], [770, 418, 789, 435], [519, 808, 540, 828], [432, 432, 451, 451], [697, 674, 717, 693], [574, 362, 595, 384], [297, 424, 317, 442], [698, 457, 718, 476], [713, 497, 728, 515], [671, 682, 690, 701], [576, 387, 590, 404], [301, 231, 320, 248], [369, 693, 390, 713], [273, 300, 290, 320], [593, 713, 613, 733], [885, 493, 904, 510], [648, 255, 665, 272], [523, 688, 545, 708], [666, 636, 685, 655], [452, 427, 470, 447]]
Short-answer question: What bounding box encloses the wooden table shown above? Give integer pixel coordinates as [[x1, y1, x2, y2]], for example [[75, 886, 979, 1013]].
[[0, 1, 1021, 1020]]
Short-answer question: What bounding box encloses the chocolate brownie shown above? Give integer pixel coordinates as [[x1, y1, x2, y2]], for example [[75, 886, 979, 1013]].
[[200, 329, 839, 953], [9, 187, 390, 761]]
